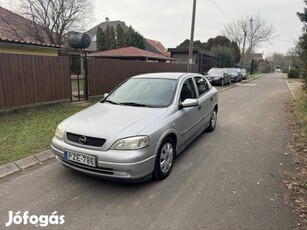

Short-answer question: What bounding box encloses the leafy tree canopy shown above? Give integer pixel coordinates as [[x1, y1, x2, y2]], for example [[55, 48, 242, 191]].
[[124, 26, 145, 49], [177, 36, 241, 65]]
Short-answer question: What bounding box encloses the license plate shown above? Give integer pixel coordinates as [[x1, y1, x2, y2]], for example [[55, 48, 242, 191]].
[[64, 151, 96, 167]]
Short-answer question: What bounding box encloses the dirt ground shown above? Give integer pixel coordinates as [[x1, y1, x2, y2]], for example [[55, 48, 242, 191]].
[[285, 80, 307, 229]]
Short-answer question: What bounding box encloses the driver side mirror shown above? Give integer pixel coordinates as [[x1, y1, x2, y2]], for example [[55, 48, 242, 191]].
[[179, 98, 199, 110]]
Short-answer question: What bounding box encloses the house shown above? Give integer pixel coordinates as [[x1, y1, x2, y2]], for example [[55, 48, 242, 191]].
[[168, 47, 213, 74], [0, 38, 62, 56], [88, 46, 173, 62], [246, 52, 264, 61], [85, 18, 128, 51], [86, 18, 169, 57], [0, 6, 61, 56], [145, 38, 170, 57]]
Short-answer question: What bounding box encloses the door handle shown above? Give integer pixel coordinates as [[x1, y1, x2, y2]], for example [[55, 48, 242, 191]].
[[211, 97, 213, 101]]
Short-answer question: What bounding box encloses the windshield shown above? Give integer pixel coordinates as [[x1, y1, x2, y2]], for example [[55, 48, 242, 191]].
[[103, 78, 177, 108], [208, 69, 223, 75]]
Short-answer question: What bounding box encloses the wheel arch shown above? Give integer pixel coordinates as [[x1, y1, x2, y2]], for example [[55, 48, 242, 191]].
[[154, 129, 178, 155]]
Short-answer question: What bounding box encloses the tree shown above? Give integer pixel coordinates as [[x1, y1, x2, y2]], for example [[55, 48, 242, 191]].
[[267, 52, 288, 70], [177, 39, 190, 48], [250, 59, 256, 74], [116, 23, 125, 48], [203, 36, 241, 64], [177, 39, 204, 49], [297, 1, 307, 89], [124, 26, 145, 49], [96, 26, 107, 51], [211, 46, 236, 68], [297, 0, 307, 27], [105, 25, 116, 50], [223, 14, 275, 66], [176, 36, 241, 66], [203, 36, 231, 50], [5, 0, 94, 46], [230, 41, 241, 64]]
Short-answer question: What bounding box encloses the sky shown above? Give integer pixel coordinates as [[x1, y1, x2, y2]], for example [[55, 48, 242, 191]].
[[91, 0, 306, 57], [1, 0, 305, 57]]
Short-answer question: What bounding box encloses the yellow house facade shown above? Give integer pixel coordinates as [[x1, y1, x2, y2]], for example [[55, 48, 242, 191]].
[[0, 38, 61, 56]]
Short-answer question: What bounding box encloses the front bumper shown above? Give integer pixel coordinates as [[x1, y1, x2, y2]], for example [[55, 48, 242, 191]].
[[208, 78, 222, 85], [51, 137, 157, 180]]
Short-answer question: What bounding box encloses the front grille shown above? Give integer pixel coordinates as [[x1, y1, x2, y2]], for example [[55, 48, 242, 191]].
[[66, 132, 106, 147]]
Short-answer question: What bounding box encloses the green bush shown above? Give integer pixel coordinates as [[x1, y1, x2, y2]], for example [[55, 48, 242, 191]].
[[288, 69, 300, 78]]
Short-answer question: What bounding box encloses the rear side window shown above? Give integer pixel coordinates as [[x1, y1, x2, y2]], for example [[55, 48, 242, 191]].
[[194, 77, 209, 97]]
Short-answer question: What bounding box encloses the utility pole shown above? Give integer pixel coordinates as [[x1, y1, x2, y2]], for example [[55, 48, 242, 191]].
[[187, 0, 197, 72], [240, 29, 247, 68]]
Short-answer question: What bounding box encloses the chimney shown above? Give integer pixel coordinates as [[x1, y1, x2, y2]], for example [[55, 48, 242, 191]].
[[105, 17, 110, 22]]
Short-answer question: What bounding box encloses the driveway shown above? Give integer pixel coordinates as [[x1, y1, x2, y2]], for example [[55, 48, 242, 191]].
[[0, 73, 299, 229]]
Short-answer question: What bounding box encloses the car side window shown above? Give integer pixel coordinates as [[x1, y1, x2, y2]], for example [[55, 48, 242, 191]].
[[180, 78, 197, 102], [194, 76, 209, 97]]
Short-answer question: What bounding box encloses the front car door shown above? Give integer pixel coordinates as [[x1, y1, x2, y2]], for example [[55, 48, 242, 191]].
[[174, 77, 202, 149]]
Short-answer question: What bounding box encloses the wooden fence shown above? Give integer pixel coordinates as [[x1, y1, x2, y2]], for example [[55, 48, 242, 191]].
[[88, 58, 197, 96], [0, 53, 70, 110], [0, 53, 197, 110]]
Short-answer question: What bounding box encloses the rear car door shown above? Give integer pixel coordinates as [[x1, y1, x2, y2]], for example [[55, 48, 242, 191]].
[[194, 76, 214, 128]]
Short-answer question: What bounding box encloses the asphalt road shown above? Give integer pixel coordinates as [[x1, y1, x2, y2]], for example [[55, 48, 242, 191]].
[[0, 73, 300, 230]]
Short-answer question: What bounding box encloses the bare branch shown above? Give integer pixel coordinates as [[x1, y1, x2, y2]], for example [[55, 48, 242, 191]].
[[223, 14, 275, 65], [5, 0, 94, 45]]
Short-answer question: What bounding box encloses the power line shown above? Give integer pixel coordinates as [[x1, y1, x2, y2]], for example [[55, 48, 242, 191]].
[[210, 0, 232, 22], [272, 38, 295, 43]]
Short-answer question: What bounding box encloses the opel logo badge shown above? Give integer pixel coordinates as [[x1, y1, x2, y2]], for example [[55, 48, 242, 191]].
[[79, 136, 87, 144]]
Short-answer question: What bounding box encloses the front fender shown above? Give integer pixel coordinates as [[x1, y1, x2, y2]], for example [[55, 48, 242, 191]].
[[153, 128, 180, 156]]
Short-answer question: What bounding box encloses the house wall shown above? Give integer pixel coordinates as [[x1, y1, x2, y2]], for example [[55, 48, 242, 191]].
[[170, 53, 198, 64], [0, 44, 58, 56]]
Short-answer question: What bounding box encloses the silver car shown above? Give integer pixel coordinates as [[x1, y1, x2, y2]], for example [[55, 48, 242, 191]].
[[51, 72, 218, 181]]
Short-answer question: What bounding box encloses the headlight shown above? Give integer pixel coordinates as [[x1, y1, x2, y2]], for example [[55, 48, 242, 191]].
[[111, 136, 149, 150], [55, 124, 64, 139]]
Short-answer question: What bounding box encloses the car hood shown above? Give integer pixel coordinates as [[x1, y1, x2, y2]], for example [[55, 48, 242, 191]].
[[62, 102, 168, 141]]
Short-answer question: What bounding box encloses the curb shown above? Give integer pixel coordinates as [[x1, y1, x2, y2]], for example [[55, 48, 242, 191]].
[[0, 150, 54, 179]]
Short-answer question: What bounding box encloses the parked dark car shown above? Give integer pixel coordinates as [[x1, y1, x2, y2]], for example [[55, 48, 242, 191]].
[[206, 68, 231, 86], [241, 68, 247, 80], [229, 68, 242, 82]]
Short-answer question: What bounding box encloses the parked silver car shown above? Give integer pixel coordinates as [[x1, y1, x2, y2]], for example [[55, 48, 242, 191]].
[[51, 72, 218, 181]]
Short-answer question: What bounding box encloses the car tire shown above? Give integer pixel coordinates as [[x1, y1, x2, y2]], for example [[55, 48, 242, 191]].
[[153, 137, 175, 180], [206, 109, 217, 132]]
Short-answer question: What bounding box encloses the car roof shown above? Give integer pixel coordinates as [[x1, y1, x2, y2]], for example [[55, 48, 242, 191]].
[[131, 72, 199, 80]]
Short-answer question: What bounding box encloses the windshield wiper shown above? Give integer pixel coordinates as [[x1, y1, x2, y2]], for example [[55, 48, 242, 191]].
[[102, 100, 119, 105], [119, 102, 152, 108]]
